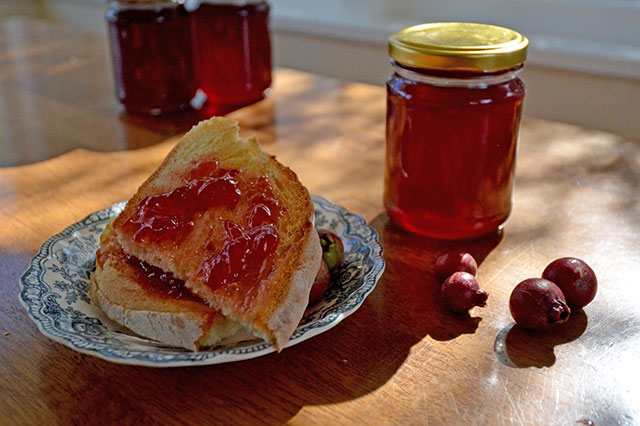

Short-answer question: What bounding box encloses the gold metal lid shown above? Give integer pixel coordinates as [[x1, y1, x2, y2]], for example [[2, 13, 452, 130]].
[[389, 22, 529, 71]]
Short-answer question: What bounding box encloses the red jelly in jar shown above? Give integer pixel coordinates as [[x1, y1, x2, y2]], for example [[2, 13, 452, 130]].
[[106, 0, 198, 115], [385, 23, 529, 239], [192, 1, 272, 113]]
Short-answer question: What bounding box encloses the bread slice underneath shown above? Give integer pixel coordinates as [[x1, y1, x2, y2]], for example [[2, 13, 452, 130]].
[[90, 223, 246, 350], [108, 117, 321, 350]]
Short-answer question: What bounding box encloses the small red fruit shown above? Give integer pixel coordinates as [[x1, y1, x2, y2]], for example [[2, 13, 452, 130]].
[[542, 257, 597, 310], [318, 230, 344, 272], [434, 251, 478, 283], [308, 260, 331, 305], [509, 278, 571, 331], [441, 272, 488, 314]]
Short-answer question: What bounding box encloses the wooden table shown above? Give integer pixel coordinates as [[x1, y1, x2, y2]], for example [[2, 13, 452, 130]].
[[2, 18, 639, 425]]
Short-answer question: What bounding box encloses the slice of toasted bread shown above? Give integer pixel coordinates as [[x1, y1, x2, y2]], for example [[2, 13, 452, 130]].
[[109, 117, 321, 350], [90, 223, 245, 350]]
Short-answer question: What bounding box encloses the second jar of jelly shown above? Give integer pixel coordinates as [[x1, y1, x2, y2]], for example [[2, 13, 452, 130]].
[[385, 22, 529, 239], [192, 0, 272, 114]]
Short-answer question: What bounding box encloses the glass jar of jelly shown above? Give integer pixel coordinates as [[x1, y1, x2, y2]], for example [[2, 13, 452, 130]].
[[385, 22, 529, 239], [192, 0, 272, 114], [106, 0, 198, 115]]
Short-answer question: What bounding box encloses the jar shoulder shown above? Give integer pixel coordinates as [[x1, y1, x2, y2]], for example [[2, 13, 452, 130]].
[[387, 72, 525, 104]]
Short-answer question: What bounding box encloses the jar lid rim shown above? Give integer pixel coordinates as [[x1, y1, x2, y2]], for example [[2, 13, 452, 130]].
[[389, 22, 529, 71]]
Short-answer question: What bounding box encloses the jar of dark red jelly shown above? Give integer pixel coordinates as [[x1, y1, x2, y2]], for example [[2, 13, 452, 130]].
[[385, 22, 529, 239], [106, 0, 198, 115], [191, 0, 272, 114]]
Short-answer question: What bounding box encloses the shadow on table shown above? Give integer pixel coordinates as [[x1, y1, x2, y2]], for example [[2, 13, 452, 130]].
[[494, 309, 589, 368], [368, 213, 503, 341], [38, 212, 503, 425]]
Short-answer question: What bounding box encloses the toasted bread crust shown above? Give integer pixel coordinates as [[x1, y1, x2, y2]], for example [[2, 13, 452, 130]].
[[105, 117, 320, 350], [264, 223, 321, 348]]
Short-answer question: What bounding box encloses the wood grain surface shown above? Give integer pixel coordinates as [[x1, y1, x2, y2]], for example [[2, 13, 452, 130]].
[[2, 18, 640, 426]]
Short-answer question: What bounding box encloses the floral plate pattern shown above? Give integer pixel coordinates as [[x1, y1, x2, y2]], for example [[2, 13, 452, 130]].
[[19, 196, 385, 367]]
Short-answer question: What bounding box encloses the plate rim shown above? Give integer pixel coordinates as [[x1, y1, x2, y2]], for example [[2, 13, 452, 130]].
[[19, 195, 385, 367]]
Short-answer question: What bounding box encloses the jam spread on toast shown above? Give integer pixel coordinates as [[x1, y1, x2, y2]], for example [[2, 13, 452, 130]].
[[199, 176, 282, 312], [122, 161, 241, 243], [125, 253, 201, 302], [96, 238, 201, 303], [121, 161, 283, 308]]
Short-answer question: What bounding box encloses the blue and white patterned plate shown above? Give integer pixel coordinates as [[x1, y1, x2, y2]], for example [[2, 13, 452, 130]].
[[19, 196, 385, 367]]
